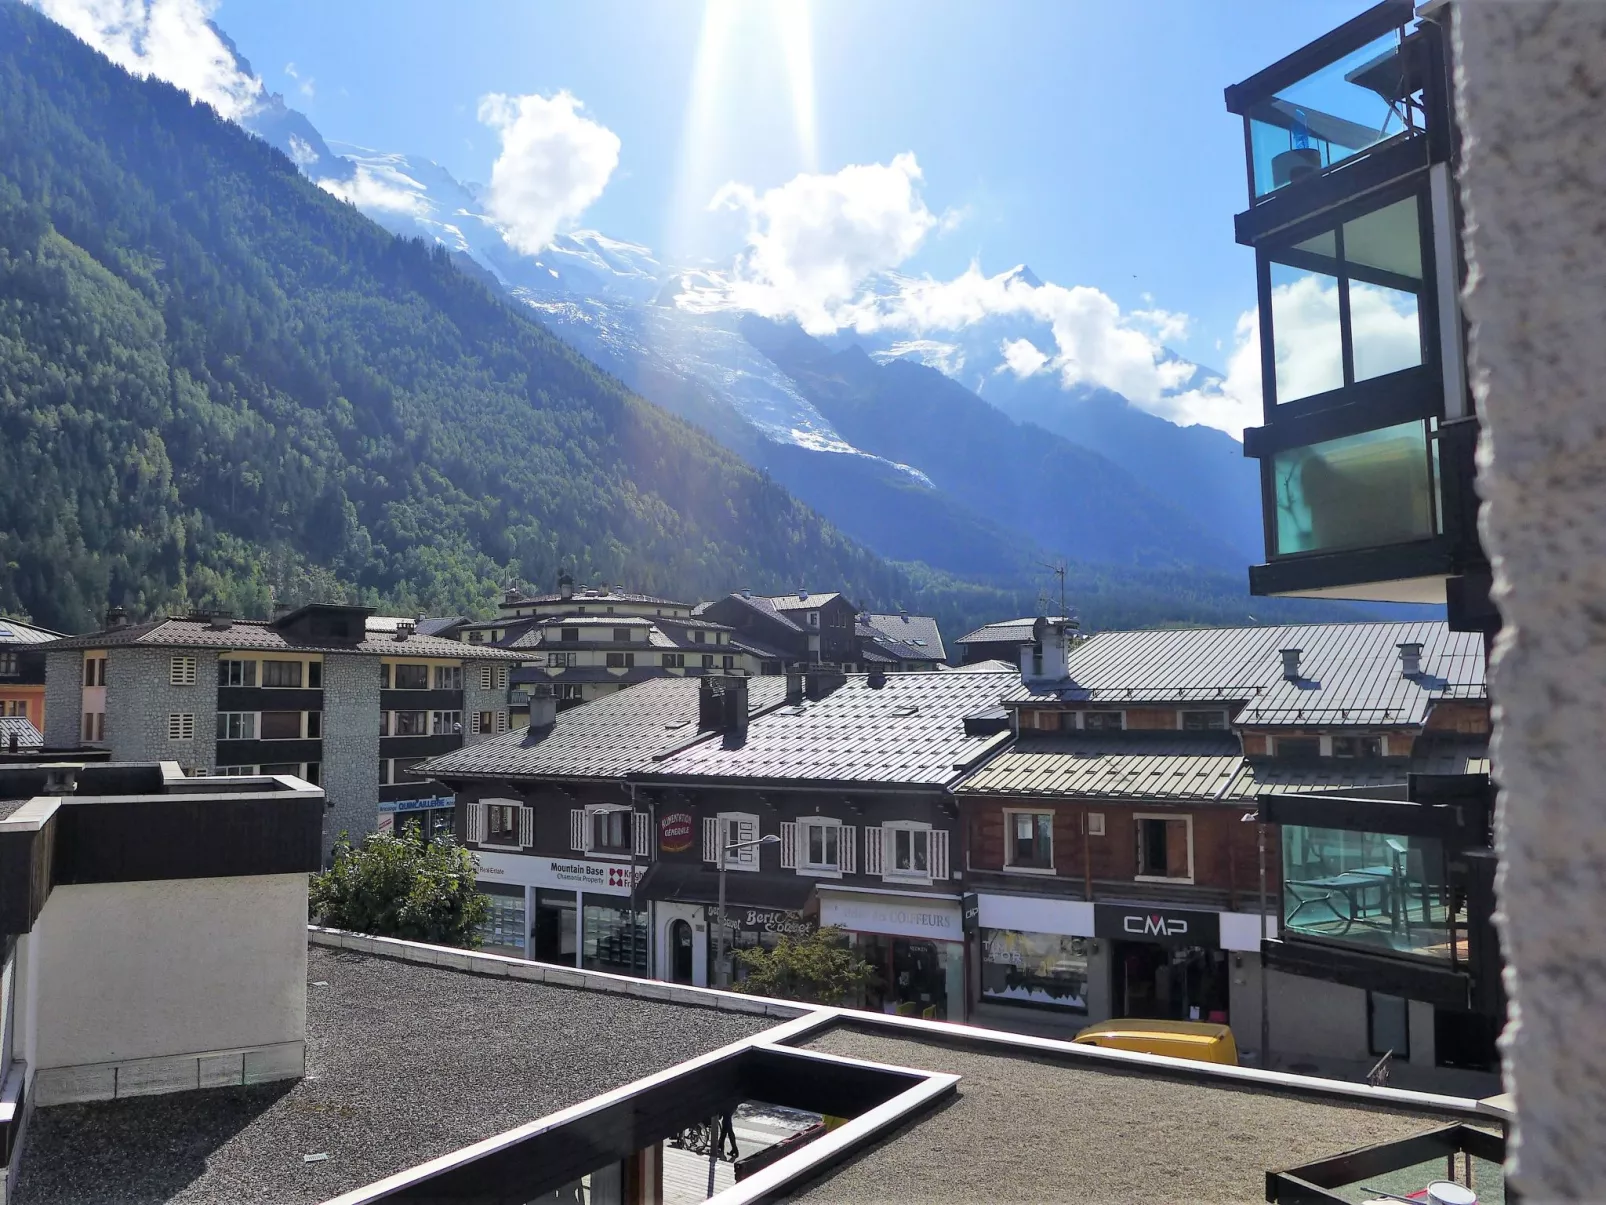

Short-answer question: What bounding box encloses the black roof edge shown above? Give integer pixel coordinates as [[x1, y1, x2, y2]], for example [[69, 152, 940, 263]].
[[1224, 0, 1414, 114]]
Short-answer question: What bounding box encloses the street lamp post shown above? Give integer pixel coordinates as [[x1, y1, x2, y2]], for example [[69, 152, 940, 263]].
[[716, 832, 780, 989]]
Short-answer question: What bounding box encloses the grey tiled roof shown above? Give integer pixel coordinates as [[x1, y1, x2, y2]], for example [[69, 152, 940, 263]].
[[858, 613, 946, 662], [0, 717, 42, 750], [767, 592, 844, 612], [957, 616, 1072, 646], [423, 677, 788, 780], [641, 670, 1017, 788], [506, 588, 692, 608], [38, 618, 525, 659], [0, 616, 62, 645], [957, 734, 1490, 802], [957, 735, 1245, 801], [709, 594, 805, 633], [1003, 621, 1484, 727]]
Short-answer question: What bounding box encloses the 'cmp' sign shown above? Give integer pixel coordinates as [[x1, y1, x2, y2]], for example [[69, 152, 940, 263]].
[[1092, 903, 1220, 947]]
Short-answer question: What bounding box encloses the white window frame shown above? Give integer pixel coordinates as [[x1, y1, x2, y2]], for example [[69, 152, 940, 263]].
[[430, 710, 463, 736], [881, 820, 935, 883], [1133, 812, 1195, 885], [219, 658, 256, 688], [213, 765, 257, 776], [713, 812, 761, 871], [1081, 710, 1126, 732], [81, 711, 105, 742], [433, 665, 463, 691], [477, 798, 529, 850], [1178, 709, 1228, 731], [167, 713, 195, 741], [795, 819, 850, 878], [169, 656, 197, 686], [1002, 808, 1056, 875], [1085, 811, 1106, 837], [584, 805, 635, 857]]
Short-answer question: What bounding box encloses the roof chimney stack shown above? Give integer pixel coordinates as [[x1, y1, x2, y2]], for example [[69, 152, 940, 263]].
[[805, 664, 847, 701], [528, 682, 557, 730], [1398, 642, 1423, 678], [867, 667, 888, 689], [393, 621, 415, 642], [798, 588, 809, 601], [1280, 648, 1302, 681], [208, 611, 234, 630], [785, 667, 805, 705], [106, 605, 129, 630], [558, 572, 574, 601]]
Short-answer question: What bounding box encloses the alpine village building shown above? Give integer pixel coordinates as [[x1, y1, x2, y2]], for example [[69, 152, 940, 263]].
[[33, 603, 523, 854], [0, 616, 59, 738], [424, 616, 1496, 1084]]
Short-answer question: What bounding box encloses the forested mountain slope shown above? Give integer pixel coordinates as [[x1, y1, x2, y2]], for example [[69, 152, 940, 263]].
[[0, 0, 945, 633]]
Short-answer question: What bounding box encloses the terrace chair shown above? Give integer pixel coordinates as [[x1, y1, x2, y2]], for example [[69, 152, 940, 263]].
[[1284, 879, 1353, 934]]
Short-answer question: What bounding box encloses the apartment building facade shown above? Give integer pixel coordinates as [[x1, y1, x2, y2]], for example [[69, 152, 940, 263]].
[[957, 619, 1495, 1076], [38, 603, 522, 852], [0, 616, 58, 733]]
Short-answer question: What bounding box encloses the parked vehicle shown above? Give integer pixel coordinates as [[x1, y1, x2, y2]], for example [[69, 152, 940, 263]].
[[1072, 1019, 1239, 1066]]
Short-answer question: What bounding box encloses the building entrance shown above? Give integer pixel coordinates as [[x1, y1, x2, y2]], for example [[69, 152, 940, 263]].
[[1113, 942, 1229, 1022]]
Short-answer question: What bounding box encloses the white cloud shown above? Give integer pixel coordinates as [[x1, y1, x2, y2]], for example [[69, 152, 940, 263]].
[[999, 337, 1049, 378], [476, 91, 620, 256], [285, 134, 318, 168], [32, 0, 263, 120], [284, 60, 314, 99], [707, 152, 939, 335], [317, 164, 427, 217]]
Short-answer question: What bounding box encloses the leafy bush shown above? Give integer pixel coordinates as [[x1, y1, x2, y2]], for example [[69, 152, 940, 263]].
[[732, 926, 874, 1006], [310, 832, 489, 947]]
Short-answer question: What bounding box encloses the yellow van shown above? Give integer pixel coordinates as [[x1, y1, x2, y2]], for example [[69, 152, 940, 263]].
[[1071, 1019, 1239, 1066]]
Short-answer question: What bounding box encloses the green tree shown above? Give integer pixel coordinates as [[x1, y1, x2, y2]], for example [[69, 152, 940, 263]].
[[732, 926, 874, 1006], [310, 832, 489, 947]]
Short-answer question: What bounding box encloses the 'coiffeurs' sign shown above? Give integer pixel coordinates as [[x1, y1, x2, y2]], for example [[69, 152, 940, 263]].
[[475, 849, 643, 897], [819, 893, 962, 942]]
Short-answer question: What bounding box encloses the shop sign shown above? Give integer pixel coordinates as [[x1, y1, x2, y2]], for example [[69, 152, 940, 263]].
[[1093, 902, 1220, 947], [819, 894, 962, 942], [962, 892, 980, 935], [716, 908, 812, 940], [659, 810, 695, 854], [378, 794, 454, 814], [474, 849, 643, 897]]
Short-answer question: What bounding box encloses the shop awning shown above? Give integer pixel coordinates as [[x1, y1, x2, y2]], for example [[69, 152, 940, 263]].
[[638, 862, 818, 913]]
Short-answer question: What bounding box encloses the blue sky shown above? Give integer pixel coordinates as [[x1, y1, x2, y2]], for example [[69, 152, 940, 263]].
[[212, 0, 1368, 372]]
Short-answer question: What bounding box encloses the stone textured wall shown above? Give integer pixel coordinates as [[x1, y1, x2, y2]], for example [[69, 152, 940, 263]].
[[1457, 3, 1606, 1193], [462, 659, 507, 745], [321, 653, 380, 855], [105, 648, 216, 772], [42, 653, 81, 748]]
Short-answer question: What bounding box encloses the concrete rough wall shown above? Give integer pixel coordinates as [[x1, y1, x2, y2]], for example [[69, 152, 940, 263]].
[[462, 659, 506, 745], [322, 653, 380, 854], [1456, 2, 1606, 1194], [42, 653, 80, 748], [105, 648, 215, 772]]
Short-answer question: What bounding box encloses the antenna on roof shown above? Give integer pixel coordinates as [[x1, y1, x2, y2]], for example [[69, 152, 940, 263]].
[[1036, 559, 1068, 620]]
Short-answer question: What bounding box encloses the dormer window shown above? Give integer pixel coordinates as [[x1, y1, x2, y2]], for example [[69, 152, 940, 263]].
[[808, 612, 820, 627]]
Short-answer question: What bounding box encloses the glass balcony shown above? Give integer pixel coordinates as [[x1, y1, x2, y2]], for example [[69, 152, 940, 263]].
[[1246, 28, 1424, 199], [1281, 825, 1464, 963], [1270, 420, 1439, 557]]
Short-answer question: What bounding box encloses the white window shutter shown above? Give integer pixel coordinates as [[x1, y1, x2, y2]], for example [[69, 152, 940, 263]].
[[932, 830, 950, 881], [634, 812, 651, 857], [519, 807, 534, 848], [470, 712, 481, 735], [703, 816, 719, 863], [496, 711, 508, 733], [466, 802, 484, 844], [570, 808, 587, 852], [498, 666, 508, 688], [840, 825, 857, 874], [481, 666, 493, 690], [865, 826, 884, 876], [780, 822, 797, 869], [736, 818, 757, 866]]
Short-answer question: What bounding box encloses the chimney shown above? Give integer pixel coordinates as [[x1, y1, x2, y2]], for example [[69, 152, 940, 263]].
[[7, 733, 17, 753], [559, 572, 574, 601], [208, 611, 234, 631], [721, 676, 750, 741], [867, 667, 888, 689], [106, 605, 129, 630], [698, 681, 723, 731], [1398, 642, 1423, 677], [785, 668, 805, 705], [528, 682, 557, 729], [44, 766, 77, 796], [797, 588, 809, 601], [393, 621, 415, 642], [741, 588, 753, 600], [1280, 648, 1302, 681], [805, 664, 847, 701]]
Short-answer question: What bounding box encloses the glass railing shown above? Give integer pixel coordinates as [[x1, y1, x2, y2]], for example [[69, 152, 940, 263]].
[[1247, 28, 1423, 198], [1271, 421, 1438, 556], [1281, 825, 1462, 962]]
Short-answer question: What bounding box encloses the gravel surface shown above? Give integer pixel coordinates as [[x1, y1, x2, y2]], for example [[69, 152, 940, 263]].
[[12, 946, 773, 1204], [786, 1029, 1461, 1205]]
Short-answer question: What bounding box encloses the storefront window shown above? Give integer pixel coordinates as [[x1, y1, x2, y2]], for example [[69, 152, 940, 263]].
[[1282, 825, 1463, 962], [533, 889, 577, 966], [854, 934, 963, 1021], [981, 930, 1089, 1012], [583, 901, 648, 977], [477, 887, 525, 956]]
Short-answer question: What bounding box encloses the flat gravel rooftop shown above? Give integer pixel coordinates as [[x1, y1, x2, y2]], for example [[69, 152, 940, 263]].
[[788, 1028, 1471, 1205], [12, 945, 773, 1205]]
